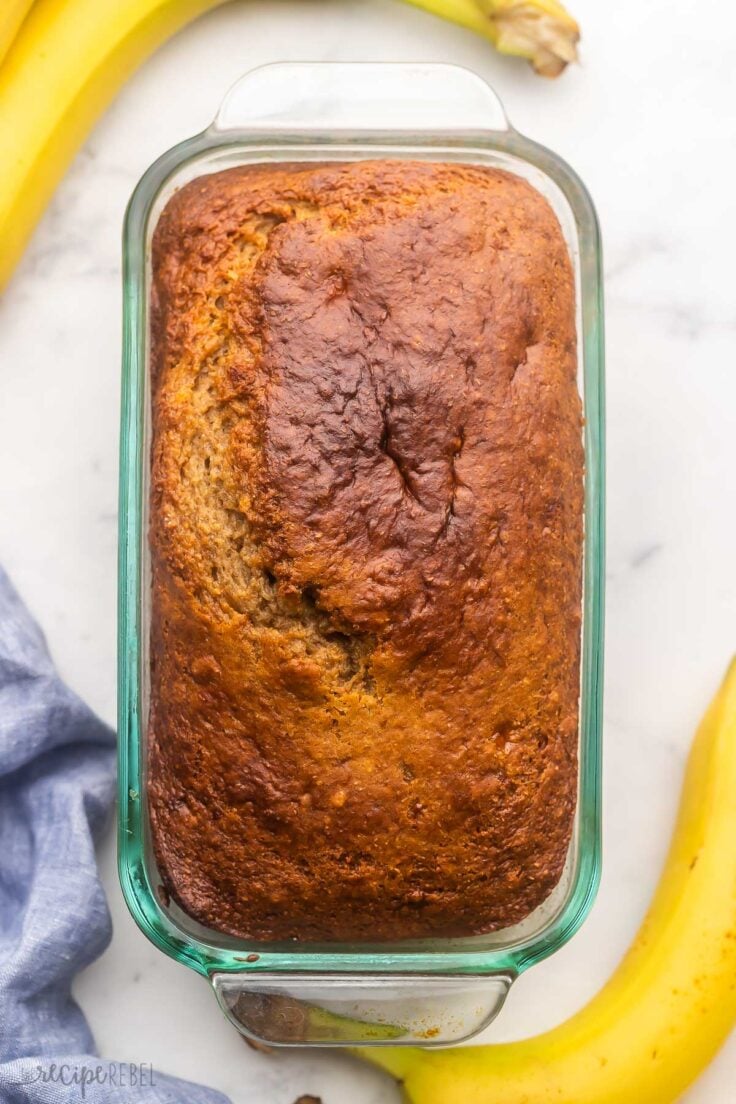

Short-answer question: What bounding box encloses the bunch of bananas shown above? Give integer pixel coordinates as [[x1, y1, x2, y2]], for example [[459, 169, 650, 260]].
[[358, 661, 736, 1103], [0, 0, 579, 293]]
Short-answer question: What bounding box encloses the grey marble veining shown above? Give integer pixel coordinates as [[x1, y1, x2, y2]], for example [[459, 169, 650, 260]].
[[0, 1, 734, 1100]]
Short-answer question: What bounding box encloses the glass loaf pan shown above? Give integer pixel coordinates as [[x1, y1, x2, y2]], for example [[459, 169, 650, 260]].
[[118, 61, 605, 1047]]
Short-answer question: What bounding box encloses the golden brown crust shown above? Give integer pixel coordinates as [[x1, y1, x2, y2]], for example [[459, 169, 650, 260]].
[[148, 160, 583, 942]]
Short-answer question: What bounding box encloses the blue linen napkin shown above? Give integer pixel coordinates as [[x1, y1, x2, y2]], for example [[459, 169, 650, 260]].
[[0, 565, 229, 1103]]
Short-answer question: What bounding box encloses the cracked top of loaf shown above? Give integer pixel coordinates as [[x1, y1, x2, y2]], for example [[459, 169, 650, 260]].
[[148, 159, 583, 942]]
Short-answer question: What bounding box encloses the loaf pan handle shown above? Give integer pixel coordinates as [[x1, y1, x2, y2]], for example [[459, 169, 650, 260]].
[[211, 61, 510, 135], [210, 970, 514, 1047]]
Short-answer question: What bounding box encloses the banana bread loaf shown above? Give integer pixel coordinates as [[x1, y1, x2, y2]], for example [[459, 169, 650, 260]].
[[148, 159, 583, 942]]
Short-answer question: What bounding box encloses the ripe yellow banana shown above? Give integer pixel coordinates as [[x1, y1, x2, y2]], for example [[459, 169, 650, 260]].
[[358, 659, 736, 1103], [0, 0, 579, 295], [0, 0, 229, 293], [0, 0, 34, 66], [403, 0, 579, 77]]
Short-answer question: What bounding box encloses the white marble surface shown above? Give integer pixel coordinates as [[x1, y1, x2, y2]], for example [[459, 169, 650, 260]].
[[1, 0, 735, 1099]]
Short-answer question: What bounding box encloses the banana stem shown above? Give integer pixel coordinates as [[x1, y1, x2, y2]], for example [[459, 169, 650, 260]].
[[397, 0, 580, 77], [0, 0, 581, 291]]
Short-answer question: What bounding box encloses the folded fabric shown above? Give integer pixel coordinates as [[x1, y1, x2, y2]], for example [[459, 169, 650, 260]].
[[0, 565, 229, 1104]]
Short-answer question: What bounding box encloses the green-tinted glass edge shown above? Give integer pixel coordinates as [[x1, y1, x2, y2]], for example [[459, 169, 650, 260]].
[[118, 127, 604, 981]]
